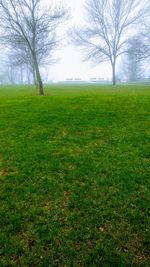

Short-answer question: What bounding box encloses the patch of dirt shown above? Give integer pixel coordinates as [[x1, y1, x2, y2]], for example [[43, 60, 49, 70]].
[[0, 170, 8, 177]]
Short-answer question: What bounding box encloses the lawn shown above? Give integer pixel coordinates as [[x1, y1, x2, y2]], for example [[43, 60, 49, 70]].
[[0, 84, 150, 266]]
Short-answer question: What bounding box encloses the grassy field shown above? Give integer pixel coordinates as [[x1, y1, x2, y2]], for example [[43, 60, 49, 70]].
[[0, 84, 150, 266]]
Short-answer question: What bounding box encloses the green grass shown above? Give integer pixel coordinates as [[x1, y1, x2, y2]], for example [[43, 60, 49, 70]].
[[0, 84, 150, 266]]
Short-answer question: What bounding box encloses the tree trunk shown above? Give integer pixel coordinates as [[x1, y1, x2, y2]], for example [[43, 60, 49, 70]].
[[112, 62, 116, 86], [20, 65, 23, 84], [32, 65, 37, 86], [27, 66, 31, 84], [33, 54, 44, 95]]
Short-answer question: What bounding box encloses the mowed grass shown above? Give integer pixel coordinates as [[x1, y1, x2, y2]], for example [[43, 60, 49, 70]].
[[0, 84, 150, 266]]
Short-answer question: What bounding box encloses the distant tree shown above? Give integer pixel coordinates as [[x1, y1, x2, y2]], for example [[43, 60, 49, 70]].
[[7, 46, 38, 85], [126, 37, 144, 81], [130, 21, 150, 61], [0, 0, 67, 94], [124, 16, 150, 80], [72, 0, 149, 85]]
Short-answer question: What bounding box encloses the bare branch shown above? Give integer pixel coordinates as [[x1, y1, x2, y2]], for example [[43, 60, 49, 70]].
[[72, 0, 150, 85], [0, 0, 67, 94]]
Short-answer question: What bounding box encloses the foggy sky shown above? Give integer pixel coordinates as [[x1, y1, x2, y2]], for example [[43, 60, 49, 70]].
[[46, 0, 112, 82]]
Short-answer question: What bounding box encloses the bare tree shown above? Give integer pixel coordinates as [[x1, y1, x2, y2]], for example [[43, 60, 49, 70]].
[[72, 0, 149, 85], [7, 45, 40, 85], [6, 51, 33, 84], [7, 36, 60, 86], [0, 0, 67, 94], [125, 38, 144, 81], [131, 21, 150, 61]]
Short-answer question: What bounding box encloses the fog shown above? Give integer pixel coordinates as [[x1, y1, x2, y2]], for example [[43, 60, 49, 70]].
[[0, 0, 149, 85], [50, 0, 112, 82]]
